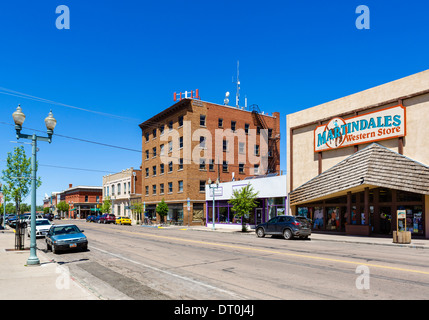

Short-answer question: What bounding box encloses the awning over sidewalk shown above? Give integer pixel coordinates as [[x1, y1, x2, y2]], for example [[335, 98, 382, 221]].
[[289, 143, 429, 205]]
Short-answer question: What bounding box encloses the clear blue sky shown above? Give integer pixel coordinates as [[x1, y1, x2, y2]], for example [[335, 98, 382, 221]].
[[0, 0, 428, 205]]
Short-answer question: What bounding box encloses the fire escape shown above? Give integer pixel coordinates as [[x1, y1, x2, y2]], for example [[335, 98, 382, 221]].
[[249, 104, 280, 174]]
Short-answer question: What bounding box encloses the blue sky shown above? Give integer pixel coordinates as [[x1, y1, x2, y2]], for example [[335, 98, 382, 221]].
[[0, 0, 428, 205]]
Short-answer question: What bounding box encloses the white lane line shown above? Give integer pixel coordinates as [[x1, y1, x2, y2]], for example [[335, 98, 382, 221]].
[[90, 246, 244, 299]]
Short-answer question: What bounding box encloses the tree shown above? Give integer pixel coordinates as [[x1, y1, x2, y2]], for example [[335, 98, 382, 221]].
[[57, 201, 69, 218], [1, 146, 41, 215], [156, 198, 169, 224], [100, 197, 111, 214], [228, 184, 259, 232], [43, 207, 50, 214]]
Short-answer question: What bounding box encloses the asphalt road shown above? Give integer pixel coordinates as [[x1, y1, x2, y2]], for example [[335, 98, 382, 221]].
[[37, 220, 429, 300]]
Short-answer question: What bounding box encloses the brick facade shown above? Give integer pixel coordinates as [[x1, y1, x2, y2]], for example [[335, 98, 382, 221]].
[[139, 98, 280, 225]]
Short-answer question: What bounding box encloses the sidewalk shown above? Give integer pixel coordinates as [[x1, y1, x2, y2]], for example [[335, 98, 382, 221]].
[[0, 227, 98, 300], [170, 225, 429, 249]]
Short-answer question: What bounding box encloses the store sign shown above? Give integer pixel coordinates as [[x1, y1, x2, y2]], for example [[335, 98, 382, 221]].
[[314, 105, 406, 152]]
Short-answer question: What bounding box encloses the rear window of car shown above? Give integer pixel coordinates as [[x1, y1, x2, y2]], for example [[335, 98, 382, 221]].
[[108, 214, 115, 218]]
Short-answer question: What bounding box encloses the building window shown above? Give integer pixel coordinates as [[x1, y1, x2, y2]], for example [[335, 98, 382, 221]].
[[199, 180, 205, 192], [179, 136, 183, 149], [245, 123, 249, 134], [152, 128, 157, 139], [107, 186, 109, 197], [85, 195, 88, 202], [223, 161, 228, 172], [124, 182, 127, 194], [145, 186, 149, 195], [152, 184, 156, 195], [168, 182, 173, 193], [209, 160, 214, 171], [160, 183, 164, 194], [160, 163, 164, 174], [128, 182, 131, 194], [254, 164, 259, 175], [268, 128, 273, 138], [239, 142, 245, 154], [145, 150, 149, 160], [199, 158, 206, 170], [169, 120, 173, 131], [199, 136, 206, 149], [239, 163, 245, 174], [178, 115, 184, 127], [152, 147, 157, 157], [200, 115, 206, 126], [152, 165, 157, 176], [168, 161, 173, 172], [160, 144, 165, 156], [168, 141, 173, 153], [117, 183, 121, 195], [231, 121, 236, 132], [112, 185, 115, 195], [223, 140, 228, 152], [218, 118, 223, 127], [257, 126, 261, 135], [178, 180, 183, 192], [254, 144, 260, 156], [160, 125, 164, 136], [145, 132, 150, 142], [145, 168, 149, 177], [179, 158, 183, 170]]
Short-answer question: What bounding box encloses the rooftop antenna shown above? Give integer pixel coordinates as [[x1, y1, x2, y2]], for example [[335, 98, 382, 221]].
[[232, 60, 240, 108]]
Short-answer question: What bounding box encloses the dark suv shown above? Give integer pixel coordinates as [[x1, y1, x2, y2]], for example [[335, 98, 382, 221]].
[[256, 215, 311, 240], [98, 214, 116, 224]]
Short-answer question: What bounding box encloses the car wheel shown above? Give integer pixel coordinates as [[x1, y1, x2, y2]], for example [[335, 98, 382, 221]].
[[52, 245, 57, 254], [283, 228, 293, 240], [256, 227, 265, 238], [46, 241, 51, 251]]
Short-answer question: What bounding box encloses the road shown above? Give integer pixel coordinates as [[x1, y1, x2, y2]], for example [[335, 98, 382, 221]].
[[37, 220, 429, 300]]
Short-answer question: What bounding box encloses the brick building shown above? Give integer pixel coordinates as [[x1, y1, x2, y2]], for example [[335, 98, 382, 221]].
[[62, 184, 102, 219], [102, 167, 142, 223], [139, 97, 280, 225]]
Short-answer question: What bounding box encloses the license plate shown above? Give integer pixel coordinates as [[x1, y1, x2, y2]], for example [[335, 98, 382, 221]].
[[70, 243, 77, 248]]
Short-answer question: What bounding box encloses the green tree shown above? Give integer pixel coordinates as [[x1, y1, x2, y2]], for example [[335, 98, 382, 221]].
[[43, 207, 50, 214], [1, 146, 41, 215], [101, 197, 111, 214], [229, 184, 259, 232], [156, 198, 169, 224], [57, 201, 69, 217]]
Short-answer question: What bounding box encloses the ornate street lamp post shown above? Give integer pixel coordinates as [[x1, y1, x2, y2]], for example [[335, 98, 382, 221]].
[[12, 105, 57, 265]]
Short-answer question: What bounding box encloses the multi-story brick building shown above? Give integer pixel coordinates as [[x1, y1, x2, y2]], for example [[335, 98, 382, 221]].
[[102, 167, 142, 222], [139, 97, 280, 225], [62, 184, 102, 219]]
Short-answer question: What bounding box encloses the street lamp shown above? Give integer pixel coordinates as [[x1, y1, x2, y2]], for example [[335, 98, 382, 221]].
[[207, 178, 219, 231], [12, 105, 57, 266]]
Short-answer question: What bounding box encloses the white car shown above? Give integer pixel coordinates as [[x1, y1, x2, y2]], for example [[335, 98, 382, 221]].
[[27, 219, 52, 238]]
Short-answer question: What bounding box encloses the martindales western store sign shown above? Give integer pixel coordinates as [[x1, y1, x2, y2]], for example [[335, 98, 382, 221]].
[[314, 105, 406, 152]]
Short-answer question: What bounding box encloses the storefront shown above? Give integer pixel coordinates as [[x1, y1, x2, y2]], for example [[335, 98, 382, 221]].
[[205, 174, 287, 229], [287, 70, 429, 238]]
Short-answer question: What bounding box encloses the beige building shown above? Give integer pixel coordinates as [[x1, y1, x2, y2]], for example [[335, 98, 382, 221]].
[[102, 167, 142, 222], [287, 70, 429, 238]]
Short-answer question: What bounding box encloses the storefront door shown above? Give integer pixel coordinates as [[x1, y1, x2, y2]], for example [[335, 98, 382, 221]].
[[255, 208, 263, 225]]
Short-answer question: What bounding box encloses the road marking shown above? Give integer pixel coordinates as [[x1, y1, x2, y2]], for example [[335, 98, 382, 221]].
[[106, 227, 429, 276], [90, 246, 244, 299]]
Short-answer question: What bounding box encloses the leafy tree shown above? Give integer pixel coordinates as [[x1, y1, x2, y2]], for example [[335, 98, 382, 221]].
[[1, 146, 42, 215], [156, 198, 169, 223], [229, 184, 259, 232], [57, 201, 69, 217], [43, 207, 50, 214], [101, 197, 111, 214]]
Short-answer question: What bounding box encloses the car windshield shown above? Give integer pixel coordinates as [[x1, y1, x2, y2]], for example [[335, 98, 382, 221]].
[[52, 225, 81, 235], [36, 220, 51, 226]]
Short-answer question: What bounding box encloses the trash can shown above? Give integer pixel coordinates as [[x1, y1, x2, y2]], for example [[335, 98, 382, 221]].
[[393, 230, 411, 244]]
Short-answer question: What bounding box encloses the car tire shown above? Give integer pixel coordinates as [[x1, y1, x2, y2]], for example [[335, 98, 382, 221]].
[[283, 228, 293, 240], [256, 227, 265, 238], [46, 241, 51, 251], [52, 245, 57, 254]]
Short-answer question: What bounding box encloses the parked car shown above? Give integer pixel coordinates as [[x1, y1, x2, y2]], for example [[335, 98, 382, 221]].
[[115, 216, 131, 225], [45, 224, 88, 254], [255, 215, 311, 240], [86, 215, 96, 222], [27, 219, 52, 238], [98, 214, 116, 224], [43, 213, 54, 221]]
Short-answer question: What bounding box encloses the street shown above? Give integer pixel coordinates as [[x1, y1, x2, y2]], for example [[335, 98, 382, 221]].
[[37, 220, 429, 300]]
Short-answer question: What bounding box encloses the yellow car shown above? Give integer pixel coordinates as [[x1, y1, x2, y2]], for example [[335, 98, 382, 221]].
[[115, 216, 132, 225]]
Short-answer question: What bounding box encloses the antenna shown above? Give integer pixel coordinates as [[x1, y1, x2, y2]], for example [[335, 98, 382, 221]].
[[232, 60, 240, 108]]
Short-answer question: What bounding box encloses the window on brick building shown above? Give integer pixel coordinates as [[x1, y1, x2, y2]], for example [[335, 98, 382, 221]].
[[231, 121, 236, 132], [178, 115, 183, 127], [178, 180, 183, 192], [218, 118, 223, 127], [168, 182, 173, 193], [200, 115, 206, 126], [199, 180, 205, 192]]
